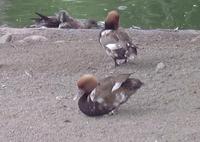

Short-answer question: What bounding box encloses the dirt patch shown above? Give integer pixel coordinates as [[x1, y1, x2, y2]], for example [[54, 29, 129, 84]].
[[0, 28, 200, 142]]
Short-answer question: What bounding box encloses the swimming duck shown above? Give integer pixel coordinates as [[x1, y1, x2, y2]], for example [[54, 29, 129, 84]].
[[75, 74, 143, 116], [99, 10, 138, 66]]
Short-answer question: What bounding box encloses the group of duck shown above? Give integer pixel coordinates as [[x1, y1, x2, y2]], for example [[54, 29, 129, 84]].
[[32, 10, 143, 117], [72, 10, 144, 117], [30, 10, 103, 29]]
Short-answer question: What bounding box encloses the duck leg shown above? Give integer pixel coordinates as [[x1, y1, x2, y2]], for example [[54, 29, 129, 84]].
[[114, 58, 119, 67], [124, 58, 128, 64]]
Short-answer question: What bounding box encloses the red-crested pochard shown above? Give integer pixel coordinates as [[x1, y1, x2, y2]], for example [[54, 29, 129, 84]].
[[75, 74, 143, 116], [99, 10, 138, 66]]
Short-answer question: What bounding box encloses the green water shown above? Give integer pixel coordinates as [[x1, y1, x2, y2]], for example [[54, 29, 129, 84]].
[[0, 0, 200, 29]]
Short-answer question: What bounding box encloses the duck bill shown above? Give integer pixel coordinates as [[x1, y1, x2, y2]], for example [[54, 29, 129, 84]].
[[73, 89, 85, 101]]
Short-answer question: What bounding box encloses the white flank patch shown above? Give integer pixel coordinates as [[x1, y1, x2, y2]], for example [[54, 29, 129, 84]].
[[96, 97, 104, 104], [73, 94, 79, 101], [101, 30, 112, 36], [128, 54, 135, 60], [112, 82, 123, 92], [115, 92, 127, 104], [90, 89, 96, 102], [119, 92, 127, 102], [106, 44, 119, 50]]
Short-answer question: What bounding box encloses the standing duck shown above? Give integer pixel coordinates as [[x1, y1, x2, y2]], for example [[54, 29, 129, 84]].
[[75, 74, 143, 116], [99, 10, 138, 66]]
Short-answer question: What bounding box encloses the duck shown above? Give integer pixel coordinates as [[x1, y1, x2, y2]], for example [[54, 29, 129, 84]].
[[78, 19, 102, 29], [99, 10, 138, 67], [75, 74, 114, 116], [59, 18, 101, 29], [30, 12, 60, 28], [30, 10, 102, 29], [74, 74, 143, 116], [30, 10, 71, 28]]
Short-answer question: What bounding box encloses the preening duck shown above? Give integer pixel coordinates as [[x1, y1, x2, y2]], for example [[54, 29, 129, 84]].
[[30, 12, 61, 28], [75, 74, 143, 116], [75, 74, 114, 116]]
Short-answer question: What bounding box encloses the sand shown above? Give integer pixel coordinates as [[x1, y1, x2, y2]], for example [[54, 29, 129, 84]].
[[0, 28, 200, 142]]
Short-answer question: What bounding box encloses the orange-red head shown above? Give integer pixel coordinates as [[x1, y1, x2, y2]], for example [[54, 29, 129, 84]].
[[77, 74, 98, 95], [105, 10, 120, 30]]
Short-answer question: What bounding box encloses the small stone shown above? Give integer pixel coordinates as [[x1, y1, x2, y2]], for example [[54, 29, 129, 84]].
[[56, 96, 65, 101], [156, 62, 166, 73], [118, 6, 127, 10], [1, 84, 6, 88], [168, 73, 172, 77], [0, 34, 12, 44], [64, 119, 71, 123], [25, 70, 33, 78], [23, 35, 48, 42], [130, 25, 141, 30], [54, 40, 65, 44]]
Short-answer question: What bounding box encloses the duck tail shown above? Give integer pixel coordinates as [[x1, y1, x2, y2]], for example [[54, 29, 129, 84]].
[[35, 12, 49, 20], [129, 78, 144, 90], [131, 44, 138, 55]]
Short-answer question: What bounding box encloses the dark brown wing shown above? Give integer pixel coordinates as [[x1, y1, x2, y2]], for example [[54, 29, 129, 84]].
[[33, 12, 60, 28]]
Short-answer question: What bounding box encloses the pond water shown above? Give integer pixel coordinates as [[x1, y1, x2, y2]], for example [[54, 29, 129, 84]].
[[0, 0, 200, 29]]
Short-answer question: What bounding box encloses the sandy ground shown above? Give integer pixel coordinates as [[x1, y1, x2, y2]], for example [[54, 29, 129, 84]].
[[0, 28, 200, 142]]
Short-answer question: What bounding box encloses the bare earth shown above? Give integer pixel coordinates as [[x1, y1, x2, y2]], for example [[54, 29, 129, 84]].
[[0, 28, 200, 142]]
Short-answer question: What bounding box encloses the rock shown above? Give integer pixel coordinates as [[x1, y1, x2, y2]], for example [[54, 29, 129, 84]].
[[56, 96, 66, 101], [25, 70, 33, 78], [156, 62, 166, 73], [0, 34, 12, 44], [23, 35, 48, 42], [118, 6, 127, 11], [64, 119, 71, 123], [54, 40, 65, 44]]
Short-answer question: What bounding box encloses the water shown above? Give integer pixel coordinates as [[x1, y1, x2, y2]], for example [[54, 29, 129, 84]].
[[0, 0, 200, 29]]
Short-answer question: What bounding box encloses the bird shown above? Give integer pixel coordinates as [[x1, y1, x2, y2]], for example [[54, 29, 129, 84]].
[[75, 74, 143, 116], [99, 10, 138, 67], [75, 74, 114, 116], [30, 10, 101, 29], [30, 12, 61, 28], [30, 10, 73, 28]]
